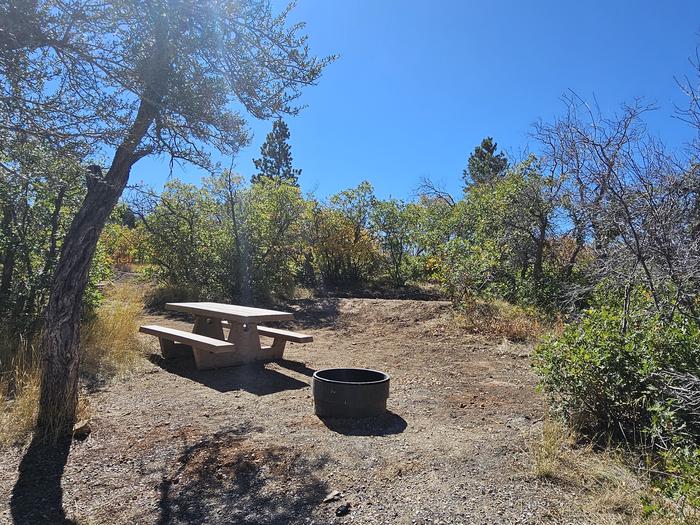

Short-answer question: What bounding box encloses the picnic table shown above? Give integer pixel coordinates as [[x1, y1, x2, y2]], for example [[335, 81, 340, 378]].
[[140, 302, 312, 369]]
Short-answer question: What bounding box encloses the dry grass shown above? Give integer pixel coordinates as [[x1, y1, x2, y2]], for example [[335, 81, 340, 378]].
[[0, 333, 41, 446], [0, 281, 146, 447], [456, 298, 553, 342], [81, 281, 148, 382], [291, 286, 316, 300], [143, 282, 201, 310], [530, 419, 697, 525], [0, 349, 41, 446]]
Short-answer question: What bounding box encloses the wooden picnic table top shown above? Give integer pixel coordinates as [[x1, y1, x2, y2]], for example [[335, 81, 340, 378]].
[[165, 302, 294, 323]]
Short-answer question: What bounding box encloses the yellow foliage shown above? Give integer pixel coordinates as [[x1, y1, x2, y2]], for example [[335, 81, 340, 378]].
[[101, 223, 147, 267], [312, 207, 380, 284]]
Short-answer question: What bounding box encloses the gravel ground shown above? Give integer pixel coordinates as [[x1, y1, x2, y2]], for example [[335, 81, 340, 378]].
[[2, 298, 596, 524]]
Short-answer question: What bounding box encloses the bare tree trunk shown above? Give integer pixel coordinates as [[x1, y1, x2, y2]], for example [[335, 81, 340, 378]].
[[533, 218, 548, 283], [563, 233, 584, 279], [35, 165, 128, 438], [31, 186, 67, 326], [36, 100, 155, 439], [224, 175, 253, 305]]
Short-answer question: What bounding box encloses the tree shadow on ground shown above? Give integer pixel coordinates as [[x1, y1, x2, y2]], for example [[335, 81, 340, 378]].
[[282, 297, 341, 330], [319, 411, 407, 436], [10, 435, 75, 525], [149, 355, 309, 395], [157, 429, 330, 525]]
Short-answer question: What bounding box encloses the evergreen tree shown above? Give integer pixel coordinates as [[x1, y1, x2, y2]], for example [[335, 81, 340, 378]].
[[252, 119, 302, 186], [463, 137, 508, 186]]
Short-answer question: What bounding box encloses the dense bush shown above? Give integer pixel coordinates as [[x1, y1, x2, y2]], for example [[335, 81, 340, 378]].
[[232, 178, 308, 300], [121, 148, 598, 310], [141, 180, 227, 300], [311, 206, 379, 286], [370, 199, 417, 287], [101, 209, 147, 270], [658, 447, 700, 511], [533, 305, 699, 444], [427, 157, 579, 310], [0, 140, 110, 334], [310, 181, 380, 287], [533, 303, 700, 511], [139, 175, 308, 304]]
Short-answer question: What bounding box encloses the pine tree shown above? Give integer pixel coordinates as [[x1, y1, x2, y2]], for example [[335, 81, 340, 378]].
[[252, 119, 301, 186], [463, 137, 508, 186]]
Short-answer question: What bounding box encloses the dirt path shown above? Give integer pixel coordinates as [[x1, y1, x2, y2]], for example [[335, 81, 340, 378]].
[[1, 298, 591, 524]]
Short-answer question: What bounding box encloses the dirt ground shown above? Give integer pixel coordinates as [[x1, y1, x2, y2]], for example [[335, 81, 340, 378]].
[[2, 298, 600, 524]]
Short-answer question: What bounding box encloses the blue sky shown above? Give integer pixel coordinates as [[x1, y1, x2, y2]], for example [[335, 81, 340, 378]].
[[131, 0, 700, 200]]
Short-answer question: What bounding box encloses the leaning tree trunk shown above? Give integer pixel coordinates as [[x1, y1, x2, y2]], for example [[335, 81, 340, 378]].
[[35, 104, 154, 440], [35, 172, 125, 438], [37, 176, 123, 437]]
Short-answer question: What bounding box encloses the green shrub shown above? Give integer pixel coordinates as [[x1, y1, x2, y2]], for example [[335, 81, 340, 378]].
[[533, 305, 700, 513], [82, 241, 112, 320], [657, 447, 700, 512], [143, 283, 203, 311], [533, 306, 699, 445]]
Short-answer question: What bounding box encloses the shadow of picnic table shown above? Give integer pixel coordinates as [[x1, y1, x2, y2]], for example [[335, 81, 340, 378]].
[[149, 355, 310, 396]]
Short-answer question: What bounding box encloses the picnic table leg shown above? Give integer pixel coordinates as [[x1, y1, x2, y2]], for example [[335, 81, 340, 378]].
[[190, 315, 226, 369], [266, 338, 287, 360], [159, 338, 193, 359], [192, 315, 225, 339], [226, 322, 263, 362]]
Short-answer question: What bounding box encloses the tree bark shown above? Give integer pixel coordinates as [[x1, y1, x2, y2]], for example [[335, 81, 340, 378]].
[[533, 218, 548, 283], [36, 100, 155, 439], [35, 172, 123, 438]]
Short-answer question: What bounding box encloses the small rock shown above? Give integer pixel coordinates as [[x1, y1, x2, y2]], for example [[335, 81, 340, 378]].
[[335, 503, 351, 517], [72, 420, 91, 441], [323, 490, 342, 503]]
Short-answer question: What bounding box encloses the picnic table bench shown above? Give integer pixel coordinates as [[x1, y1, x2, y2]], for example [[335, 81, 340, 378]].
[[140, 302, 313, 370]]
